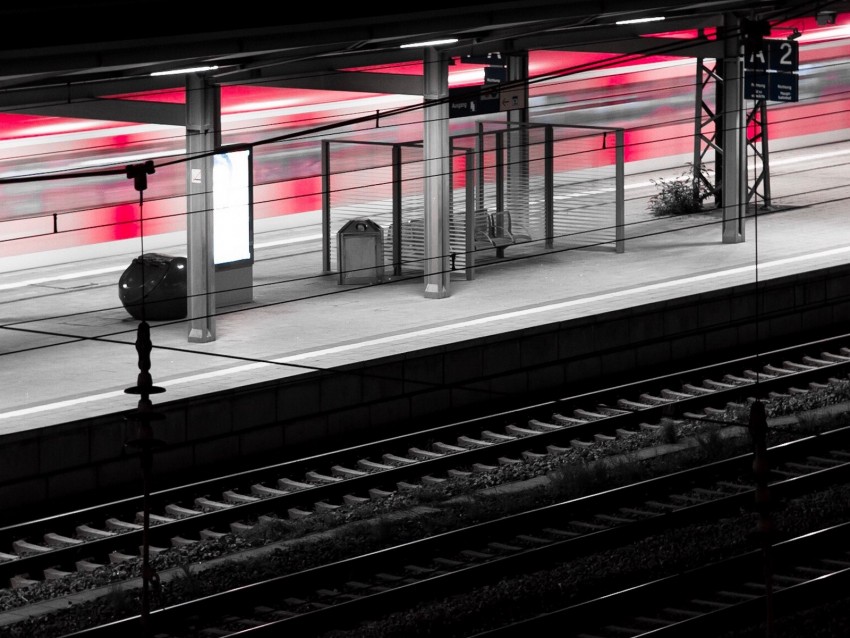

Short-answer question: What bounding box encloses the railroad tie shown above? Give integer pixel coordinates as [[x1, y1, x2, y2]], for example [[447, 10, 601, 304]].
[[109, 551, 137, 563], [287, 508, 313, 519], [573, 408, 608, 420], [702, 379, 736, 390], [357, 459, 395, 472], [615, 428, 640, 438], [12, 539, 51, 555], [801, 355, 834, 367], [44, 532, 84, 547], [783, 360, 816, 371], [409, 447, 444, 460], [43, 566, 73, 580], [505, 424, 540, 437], [194, 496, 232, 511], [222, 490, 260, 504], [461, 549, 495, 560], [278, 477, 314, 491], [10, 575, 39, 589], [472, 463, 499, 473], [527, 419, 562, 431], [304, 470, 342, 484], [457, 435, 493, 450], [639, 393, 674, 405], [331, 465, 369, 479], [170, 536, 197, 547], [520, 450, 548, 461], [405, 564, 436, 576], [251, 484, 289, 497], [821, 351, 850, 362], [661, 388, 696, 400], [75, 524, 114, 539], [433, 441, 467, 454], [551, 413, 587, 426], [106, 517, 143, 532], [420, 475, 446, 486], [230, 521, 254, 534], [617, 398, 654, 410], [382, 453, 419, 465], [314, 501, 340, 513], [596, 405, 632, 416], [74, 559, 103, 572], [481, 430, 516, 442], [764, 364, 795, 376], [165, 503, 202, 518]]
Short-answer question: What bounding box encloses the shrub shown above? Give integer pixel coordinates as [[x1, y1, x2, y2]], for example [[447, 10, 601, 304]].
[[648, 164, 713, 217]]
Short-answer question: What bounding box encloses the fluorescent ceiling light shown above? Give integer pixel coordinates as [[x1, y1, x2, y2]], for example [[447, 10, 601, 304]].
[[400, 38, 458, 49], [151, 65, 219, 76], [616, 16, 665, 25]]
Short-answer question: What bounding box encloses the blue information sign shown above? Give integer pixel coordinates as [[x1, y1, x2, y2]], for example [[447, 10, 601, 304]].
[[449, 86, 500, 117], [744, 39, 799, 102]]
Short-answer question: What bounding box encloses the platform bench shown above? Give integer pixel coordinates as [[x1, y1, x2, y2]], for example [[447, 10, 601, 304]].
[[474, 209, 531, 257]]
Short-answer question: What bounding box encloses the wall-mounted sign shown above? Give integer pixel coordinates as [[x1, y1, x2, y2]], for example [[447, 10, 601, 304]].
[[745, 39, 799, 102]]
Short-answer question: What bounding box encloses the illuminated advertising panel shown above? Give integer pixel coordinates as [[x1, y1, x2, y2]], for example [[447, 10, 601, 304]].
[[213, 147, 253, 267]]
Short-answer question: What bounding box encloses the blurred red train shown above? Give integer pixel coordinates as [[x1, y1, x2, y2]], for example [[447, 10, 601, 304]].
[[1, 13, 849, 264]]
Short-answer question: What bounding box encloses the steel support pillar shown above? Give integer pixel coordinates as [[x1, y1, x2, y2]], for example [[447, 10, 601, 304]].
[[506, 53, 530, 231], [719, 15, 746, 244], [423, 46, 450, 299], [185, 73, 219, 342]]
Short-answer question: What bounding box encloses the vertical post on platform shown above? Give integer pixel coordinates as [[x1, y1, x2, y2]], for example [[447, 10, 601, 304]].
[[719, 13, 747, 244], [506, 52, 530, 231], [185, 72, 219, 342], [748, 399, 774, 638], [423, 45, 451, 299]]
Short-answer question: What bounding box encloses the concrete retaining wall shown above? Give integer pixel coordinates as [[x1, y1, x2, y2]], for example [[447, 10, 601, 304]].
[[2, 263, 848, 518]]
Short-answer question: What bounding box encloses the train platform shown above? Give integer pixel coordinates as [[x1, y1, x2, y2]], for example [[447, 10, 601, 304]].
[[1, 141, 850, 437]]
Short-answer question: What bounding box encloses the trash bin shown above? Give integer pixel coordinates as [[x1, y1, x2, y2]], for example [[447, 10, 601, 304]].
[[118, 253, 188, 320], [337, 218, 384, 285]]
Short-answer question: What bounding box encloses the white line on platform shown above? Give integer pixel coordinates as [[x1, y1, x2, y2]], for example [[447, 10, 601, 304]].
[[0, 234, 323, 291], [3, 244, 849, 423]]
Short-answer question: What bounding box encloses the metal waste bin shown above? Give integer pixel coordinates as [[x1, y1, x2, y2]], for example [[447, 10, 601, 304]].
[[337, 218, 384, 284]]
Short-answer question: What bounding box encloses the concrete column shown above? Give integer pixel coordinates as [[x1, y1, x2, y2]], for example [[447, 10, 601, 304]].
[[423, 46, 451, 299], [506, 52, 530, 230], [185, 73, 219, 342], [720, 14, 746, 244]]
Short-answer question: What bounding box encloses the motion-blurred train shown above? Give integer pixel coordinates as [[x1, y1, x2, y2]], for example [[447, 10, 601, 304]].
[[1, 13, 849, 264]]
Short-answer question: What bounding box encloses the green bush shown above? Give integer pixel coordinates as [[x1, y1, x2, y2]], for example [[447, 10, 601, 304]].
[[648, 164, 713, 217]]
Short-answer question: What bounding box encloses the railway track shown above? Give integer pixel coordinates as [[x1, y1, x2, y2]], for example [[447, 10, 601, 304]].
[[1, 335, 849, 592], [471, 520, 850, 638], [52, 423, 850, 637], [1, 334, 849, 636]]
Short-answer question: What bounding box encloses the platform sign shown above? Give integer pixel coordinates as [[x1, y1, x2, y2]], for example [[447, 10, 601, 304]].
[[745, 38, 798, 102], [449, 85, 500, 117], [449, 84, 525, 118], [746, 39, 799, 72], [745, 70, 769, 100], [770, 72, 798, 102], [499, 88, 526, 111]]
